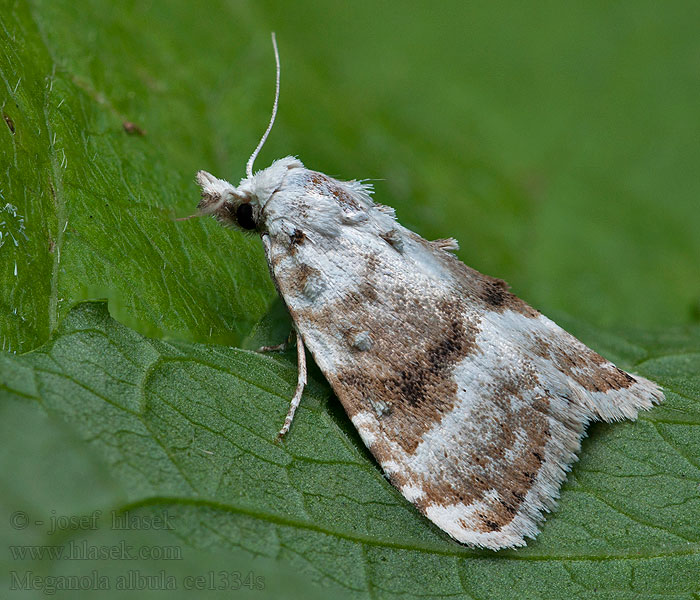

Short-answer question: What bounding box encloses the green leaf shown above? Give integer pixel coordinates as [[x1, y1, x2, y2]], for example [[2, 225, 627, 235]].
[[2, 301, 700, 599], [0, 395, 348, 600], [2, 0, 700, 598], [0, 0, 278, 354]]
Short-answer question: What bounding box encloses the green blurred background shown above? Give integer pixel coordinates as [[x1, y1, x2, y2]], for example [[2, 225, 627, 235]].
[[1, 0, 699, 355]]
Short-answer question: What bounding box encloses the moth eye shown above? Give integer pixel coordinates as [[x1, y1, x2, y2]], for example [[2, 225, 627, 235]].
[[236, 203, 256, 230]]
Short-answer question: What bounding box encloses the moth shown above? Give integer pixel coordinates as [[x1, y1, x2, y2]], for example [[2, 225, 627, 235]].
[[188, 35, 664, 550]]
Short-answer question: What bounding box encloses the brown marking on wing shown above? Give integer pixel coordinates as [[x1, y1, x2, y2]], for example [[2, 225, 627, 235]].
[[282, 241, 481, 454], [380, 229, 404, 252], [479, 277, 509, 307], [532, 335, 637, 392], [333, 298, 479, 454], [290, 229, 305, 245], [358, 281, 379, 302], [306, 171, 360, 210], [409, 233, 540, 318], [288, 229, 306, 256], [352, 252, 380, 302], [411, 368, 558, 533], [476, 274, 540, 317], [416, 225, 633, 393], [287, 263, 323, 298]]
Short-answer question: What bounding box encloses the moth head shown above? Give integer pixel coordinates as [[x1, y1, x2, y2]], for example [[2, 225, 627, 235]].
[[195, 170, 261, 231]]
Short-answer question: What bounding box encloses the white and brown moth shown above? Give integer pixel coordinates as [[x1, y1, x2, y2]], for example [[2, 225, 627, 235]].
[[190, 35, 664, 550]]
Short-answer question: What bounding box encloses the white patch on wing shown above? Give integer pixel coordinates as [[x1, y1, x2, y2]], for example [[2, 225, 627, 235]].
[[303, 272, 326, 300], [425, 502, 536, 549], [351, 412, 378, 446], [401, 484, 426, 502], [381, 460, 401, 475]]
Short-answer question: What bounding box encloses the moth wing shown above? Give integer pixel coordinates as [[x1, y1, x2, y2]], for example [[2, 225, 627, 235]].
[[263, 171, 663, 550]]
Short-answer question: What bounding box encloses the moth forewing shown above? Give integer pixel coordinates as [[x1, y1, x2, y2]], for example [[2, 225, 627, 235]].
[[193, 35, 664, 550], [256, 162, 663, 549]]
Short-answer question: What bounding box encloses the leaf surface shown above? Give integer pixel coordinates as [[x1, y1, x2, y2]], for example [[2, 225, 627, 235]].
[[1, 1, 699, 597], [2, 302, 699, 598]]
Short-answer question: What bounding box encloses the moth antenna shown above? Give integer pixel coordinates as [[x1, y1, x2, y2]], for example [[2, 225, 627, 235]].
[[246, 32, 281, 179]]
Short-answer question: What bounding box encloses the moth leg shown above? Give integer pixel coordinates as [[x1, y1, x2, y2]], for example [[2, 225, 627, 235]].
[[277, 330, 307, 439], [257, 330, 294, 353]]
